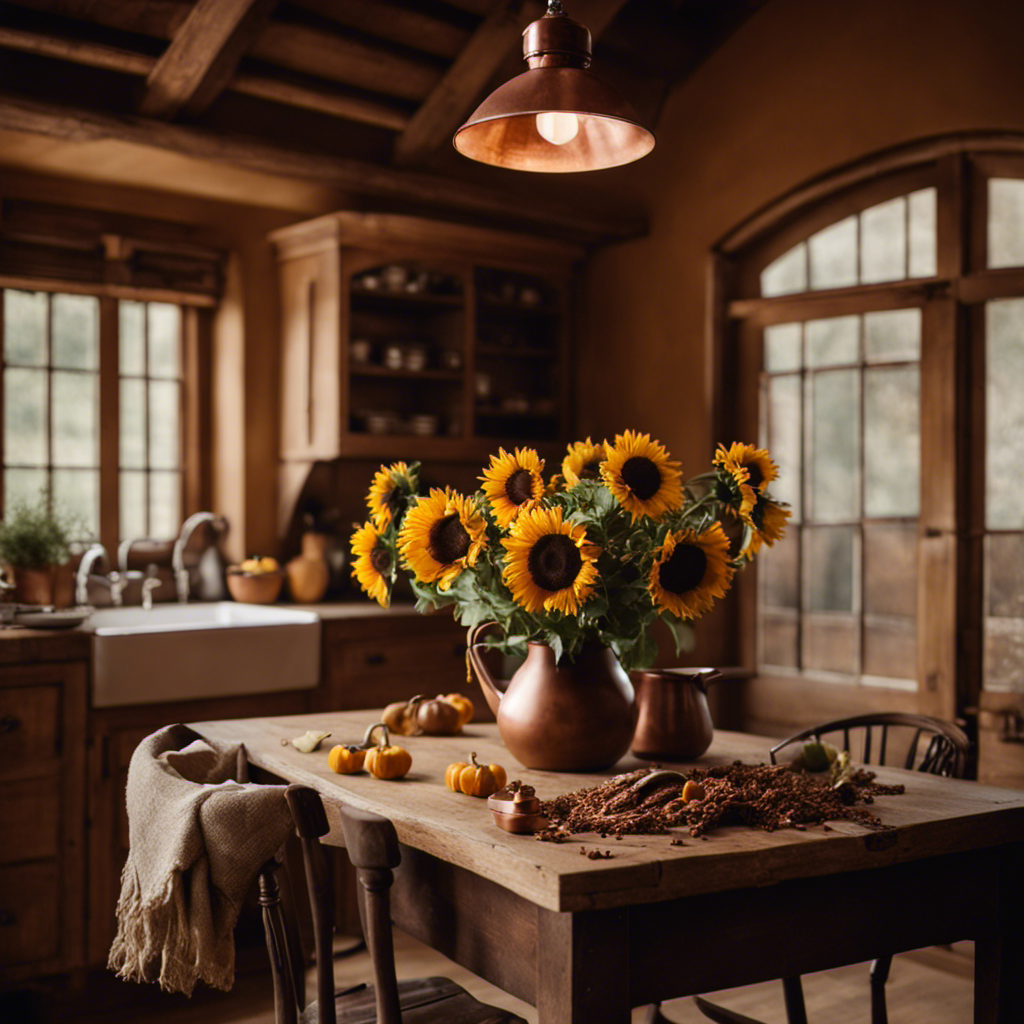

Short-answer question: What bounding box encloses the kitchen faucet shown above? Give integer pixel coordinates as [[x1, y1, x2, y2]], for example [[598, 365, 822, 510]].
[[171, 512, 227, 602], [75, 544, 130, 607]]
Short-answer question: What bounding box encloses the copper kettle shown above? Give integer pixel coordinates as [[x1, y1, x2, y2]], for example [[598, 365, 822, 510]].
[[629, 667, 721, 761]]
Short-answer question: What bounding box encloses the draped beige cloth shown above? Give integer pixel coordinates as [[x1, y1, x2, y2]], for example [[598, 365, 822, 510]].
[[108, 723, 293, 995]]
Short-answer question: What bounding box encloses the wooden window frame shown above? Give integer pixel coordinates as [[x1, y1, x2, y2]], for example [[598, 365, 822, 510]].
[[710, 133, 1024, 732]]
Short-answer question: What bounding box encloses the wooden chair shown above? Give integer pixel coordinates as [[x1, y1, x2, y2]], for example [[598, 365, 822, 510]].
[[659, 712, 970, 1024], [257, 783, 527, 1024]]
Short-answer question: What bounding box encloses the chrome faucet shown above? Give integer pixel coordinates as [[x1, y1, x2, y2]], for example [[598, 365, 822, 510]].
[[75, 544, 130, 607], [171, 512, 227, 603], [141, 565, 163, 610]]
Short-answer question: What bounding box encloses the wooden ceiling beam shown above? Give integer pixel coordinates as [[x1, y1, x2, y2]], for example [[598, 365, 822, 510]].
[[138, 0, 277, 119], [394, 0, 631, 167], [0, 25, 409, 130], [0, 91, 646, 243]]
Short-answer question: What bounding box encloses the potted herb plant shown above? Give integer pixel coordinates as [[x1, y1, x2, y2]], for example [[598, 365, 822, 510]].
[[0, 497, 76, 607]]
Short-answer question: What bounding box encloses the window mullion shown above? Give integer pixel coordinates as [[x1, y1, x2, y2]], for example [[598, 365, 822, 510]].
[[98, 297, 120, 556]]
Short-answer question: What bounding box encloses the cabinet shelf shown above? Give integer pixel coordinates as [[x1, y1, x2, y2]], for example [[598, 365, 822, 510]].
[[350, 365, 464, 381], [351, 287, 463, 310], [476, 345, 558, 360]]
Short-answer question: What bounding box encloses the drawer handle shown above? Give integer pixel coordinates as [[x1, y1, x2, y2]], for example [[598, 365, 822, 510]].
[[0, 716, 20, 734], [365, 653, 386, 666], [0, 910, 17, 927]]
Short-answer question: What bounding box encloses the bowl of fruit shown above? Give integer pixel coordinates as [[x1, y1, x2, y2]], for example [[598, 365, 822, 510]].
[[226, 556, 284, 604]]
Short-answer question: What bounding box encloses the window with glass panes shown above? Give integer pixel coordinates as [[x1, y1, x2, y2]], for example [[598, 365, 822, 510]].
[[1, 288, 185, 548], [718, 143, 1024, 730]]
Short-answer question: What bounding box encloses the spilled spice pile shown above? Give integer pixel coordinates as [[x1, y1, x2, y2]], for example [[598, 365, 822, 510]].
[[536, 763, 905, 842]]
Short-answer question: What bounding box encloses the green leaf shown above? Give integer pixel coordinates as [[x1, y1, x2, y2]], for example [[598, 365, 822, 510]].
[[662, 613, 696, 656]]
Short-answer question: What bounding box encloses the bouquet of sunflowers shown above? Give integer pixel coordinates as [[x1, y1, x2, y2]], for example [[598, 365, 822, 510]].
[[351, 431, 789, 670]]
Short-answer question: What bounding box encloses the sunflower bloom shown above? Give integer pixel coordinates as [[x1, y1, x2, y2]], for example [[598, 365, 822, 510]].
[[713, 443, 779, 520], [351, 521, 394, 607], [398, 487, 488, 591], [480, 447, 545, 527], [562, 437, 606, 488], [502, 506, 599, 615], [742, 493, 791, 559], [601, 430, 683, 522], [366, 461, 418, 528], [649, 523, 734, 620]]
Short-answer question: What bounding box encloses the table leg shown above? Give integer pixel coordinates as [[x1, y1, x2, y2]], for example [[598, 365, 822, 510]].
[[536, 906, 631, 1024], [974, 843, 1024, 1024]]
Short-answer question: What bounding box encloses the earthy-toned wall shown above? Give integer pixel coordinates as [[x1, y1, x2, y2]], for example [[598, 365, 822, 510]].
[[579, 0, 1024, 666]]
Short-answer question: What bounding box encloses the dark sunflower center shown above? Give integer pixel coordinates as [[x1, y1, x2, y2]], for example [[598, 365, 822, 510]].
[[745, 464, 764, 489], [581, 459, 602, 479], [505, 468, 535, 505], [659, 544, 707, 595], [428, 513, 471, 564], [621, 456, 662, 500], [527, 534, 583, 592], [370, 547, 391, 575]]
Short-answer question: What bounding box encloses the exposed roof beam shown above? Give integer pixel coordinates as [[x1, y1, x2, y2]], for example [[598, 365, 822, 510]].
[[394, 0, 631, 167], [138, 0, 277, 119], [0, 91, 646, 243], [0, 25, 409, 130]]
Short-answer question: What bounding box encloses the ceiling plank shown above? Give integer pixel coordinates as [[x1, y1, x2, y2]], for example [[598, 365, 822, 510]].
[[138, 0, 277, 119], [0, 25, 409, 130], [0, 91, 646, 243], [394, 0, 631, 167]]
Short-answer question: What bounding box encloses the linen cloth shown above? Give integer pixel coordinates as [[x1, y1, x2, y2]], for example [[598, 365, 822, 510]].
[[108, 723, 294, 995]]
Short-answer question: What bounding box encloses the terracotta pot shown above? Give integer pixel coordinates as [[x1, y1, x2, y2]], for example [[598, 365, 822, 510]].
[[287, 532, 330, 603], [629, 667, 721, 761], [468, 627, 637, 771], [13, 564, 57, 606]]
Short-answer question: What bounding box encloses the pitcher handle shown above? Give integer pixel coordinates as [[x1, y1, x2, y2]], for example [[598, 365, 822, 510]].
[[466, 621, 507, 707]]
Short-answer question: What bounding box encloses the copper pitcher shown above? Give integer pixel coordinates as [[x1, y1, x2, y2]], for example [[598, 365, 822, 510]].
[[629, 667, 721, 761], [467, 625, 637, 772]]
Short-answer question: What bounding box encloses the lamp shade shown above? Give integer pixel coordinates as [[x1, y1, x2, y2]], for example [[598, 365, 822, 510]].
[[453, 5, 655, 173]]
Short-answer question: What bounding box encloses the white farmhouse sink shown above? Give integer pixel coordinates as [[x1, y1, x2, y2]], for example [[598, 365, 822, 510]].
[[85, 602, 321, 707]]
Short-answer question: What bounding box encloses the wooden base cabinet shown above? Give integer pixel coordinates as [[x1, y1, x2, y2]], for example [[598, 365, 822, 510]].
[[0, 661, 87, 981]]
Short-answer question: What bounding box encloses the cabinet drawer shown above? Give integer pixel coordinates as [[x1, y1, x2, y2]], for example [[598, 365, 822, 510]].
[[0, 686, 60, 776], [0, 776, 60, 865], [336, 636, 467, 681], [0, 860, 61, 966]]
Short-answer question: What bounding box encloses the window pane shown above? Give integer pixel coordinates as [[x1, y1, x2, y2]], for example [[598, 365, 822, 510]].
[[985, 534, 1024, 693], [986, 298, 1024, 529], [861, 197, 906, 284], [4, 468, 47, 512], [809, 216, 857, 290], [52, 468, 98, 540], [52, 371, 98, 468], [120, 301, 146, 375], [864, 523, 917, 618], [803, 614, 857, 674], [805, 525, 856, 612], [148, 304, 180, 378], [988, 178, 1024, 270], [765, 374, 802, 519], [863, 618, 916, 681], [761, 243, 806, 297], [120, 378, 146, 469], [761, 611, 799, 668], [761, 531, 799, 608], [120, 470, 147, 541], [908, 188, 937, 277], [148, 380, 180, 469], [51, 294, 98, 370], [3, 290, 47, 366], [808, 369, 859, 521], [5, 367, 48, 465], [864, 308, 921, 363], [764, 322, 802, 372], [805, 315, 858, 367], [864, 366, 919, 517], [984, 617, 1024, 693], [149, 471, 180, 539]]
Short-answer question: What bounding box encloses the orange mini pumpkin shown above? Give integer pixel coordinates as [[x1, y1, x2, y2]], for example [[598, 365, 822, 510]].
[[327, 744, 367, 775], [364, 725, 412, 780], [440, 692, 475, 728], [447, 752, 506, 798]]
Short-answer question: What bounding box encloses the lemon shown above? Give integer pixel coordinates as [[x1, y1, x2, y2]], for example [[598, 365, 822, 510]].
[[259, 556, 279, 572], [241, 557, 261, 573]]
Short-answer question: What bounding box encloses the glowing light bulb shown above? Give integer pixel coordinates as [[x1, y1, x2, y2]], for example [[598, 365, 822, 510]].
[[535, 111, 579, 146]]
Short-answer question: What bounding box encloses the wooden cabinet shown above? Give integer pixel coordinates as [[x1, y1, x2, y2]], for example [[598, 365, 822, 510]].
[[0, 661, 87, 980], [270, 212, 583, 464]]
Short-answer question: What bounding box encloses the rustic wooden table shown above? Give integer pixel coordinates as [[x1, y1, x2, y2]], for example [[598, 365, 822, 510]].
[[190, 710, 1024, 1024]]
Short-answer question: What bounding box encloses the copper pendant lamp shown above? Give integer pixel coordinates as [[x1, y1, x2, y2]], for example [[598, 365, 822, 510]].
[[453, 0, 655, 173]]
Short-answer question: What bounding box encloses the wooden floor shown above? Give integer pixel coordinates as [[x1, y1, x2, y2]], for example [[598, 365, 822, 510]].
[[9, 933, 974, 1024]]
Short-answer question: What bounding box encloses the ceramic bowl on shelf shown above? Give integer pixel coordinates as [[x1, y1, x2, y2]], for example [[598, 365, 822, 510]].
[[226, 568, 285, 604]]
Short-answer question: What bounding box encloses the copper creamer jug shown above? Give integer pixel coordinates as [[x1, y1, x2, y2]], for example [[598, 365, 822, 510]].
[[629, 668, 721, 761]]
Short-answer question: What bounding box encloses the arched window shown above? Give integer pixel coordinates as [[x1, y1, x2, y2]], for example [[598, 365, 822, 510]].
[[714, 135, 1024, 743]]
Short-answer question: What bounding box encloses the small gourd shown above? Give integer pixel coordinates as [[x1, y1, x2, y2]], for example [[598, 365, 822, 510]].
[[364, 724, 413, 780], [328, 744, 367, 775], [382, 697, 423, 736], [681, 779, 705, 802], [440, 692, 475, 727], [416, 697, 462, 735], [446, 752, 507, 798]]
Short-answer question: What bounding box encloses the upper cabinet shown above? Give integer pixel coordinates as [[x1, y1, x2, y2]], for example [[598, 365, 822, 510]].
[[270, 213, 583, 462]]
